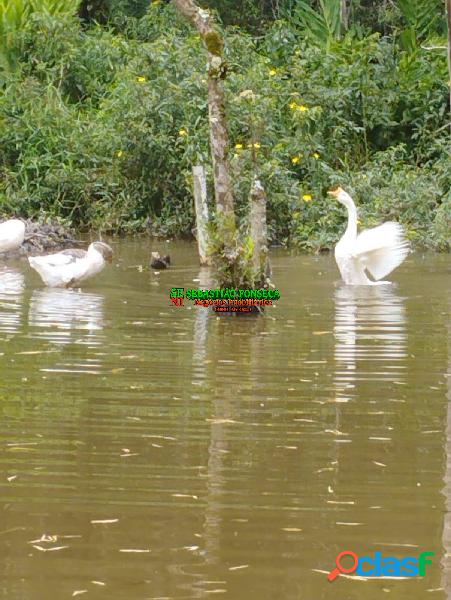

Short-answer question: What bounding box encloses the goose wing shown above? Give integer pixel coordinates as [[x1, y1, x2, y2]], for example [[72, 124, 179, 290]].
[[28, 249, 89, 287], [37, 249, 87, 267], [59, 249, 88, 261], [353, 222, 410, 281]]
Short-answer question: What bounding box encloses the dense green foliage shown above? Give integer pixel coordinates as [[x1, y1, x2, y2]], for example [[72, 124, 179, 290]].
[[0, 0, 449, 250]]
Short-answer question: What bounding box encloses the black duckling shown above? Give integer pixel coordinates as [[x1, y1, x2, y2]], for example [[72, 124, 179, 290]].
[[151, 252, 171, 270]]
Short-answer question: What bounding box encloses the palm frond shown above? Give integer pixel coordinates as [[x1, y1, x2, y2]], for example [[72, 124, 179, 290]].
[[397, 0, 444, 40], [293, 0, 343, 46]]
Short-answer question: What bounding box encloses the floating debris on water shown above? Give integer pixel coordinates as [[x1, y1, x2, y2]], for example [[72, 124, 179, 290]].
[[90, 519, 119, 525]]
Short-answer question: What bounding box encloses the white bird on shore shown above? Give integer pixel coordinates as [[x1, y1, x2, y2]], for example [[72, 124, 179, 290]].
[[328, 187, 409, 285], [28, 241, 113, 288], [0, 219, 25, 254]]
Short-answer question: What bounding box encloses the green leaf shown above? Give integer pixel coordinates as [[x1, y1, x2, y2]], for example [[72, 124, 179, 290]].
[[397, 0, 444, 41], [293, 0, 343, 46]]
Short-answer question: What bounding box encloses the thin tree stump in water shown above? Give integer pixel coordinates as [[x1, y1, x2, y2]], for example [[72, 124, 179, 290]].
[[250, 177, 270, 286], [192, 165, 210, 266]]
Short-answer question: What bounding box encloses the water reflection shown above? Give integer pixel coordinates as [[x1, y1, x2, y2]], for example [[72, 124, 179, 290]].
[[0, 266, 24, 335], [192, 267, 213, 364], [442, 317, 451, 597], [334, 284, 407, 397], [0, 246, 448, 600], [28, 287, 105, 346]]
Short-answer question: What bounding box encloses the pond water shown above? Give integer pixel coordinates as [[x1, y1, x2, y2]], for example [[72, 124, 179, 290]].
[[0, 240, 450, 600]]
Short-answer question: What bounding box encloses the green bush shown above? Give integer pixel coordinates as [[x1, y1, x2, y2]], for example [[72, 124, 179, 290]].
[[0, 2, 449, 251]]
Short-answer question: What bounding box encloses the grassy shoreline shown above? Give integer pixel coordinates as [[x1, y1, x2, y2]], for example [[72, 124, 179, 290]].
[[0, 3, 449, 251]]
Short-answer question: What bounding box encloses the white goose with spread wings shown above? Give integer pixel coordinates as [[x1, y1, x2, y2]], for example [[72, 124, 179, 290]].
[[328, 187, 410, 285], [28, 241, 113, 288]]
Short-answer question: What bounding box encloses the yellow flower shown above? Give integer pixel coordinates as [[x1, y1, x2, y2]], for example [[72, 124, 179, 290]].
[[313, 152, 320, 159], [289, 102, 309, 112], [291, 155, 301, 165], [248, 142, 261, 149], [179, 128, 188, 137], [235, 143, 244, 149], [116, 150, 123, 158], [302, 194, 312, 202], [137, 76, 146, 83], [269, 68, 277, 76]]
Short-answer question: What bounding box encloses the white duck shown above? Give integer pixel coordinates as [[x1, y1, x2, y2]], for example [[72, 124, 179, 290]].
[[0, 219, 26, 254], [328, 187, 410, 285], [28, 241, 113, 288]]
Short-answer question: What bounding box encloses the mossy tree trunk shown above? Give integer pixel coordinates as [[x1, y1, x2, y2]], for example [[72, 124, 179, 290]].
[[447, 0, 451, 126], [174, 0, 271, 293], [340, 0, 348, 32], [173, 0, 235, 231]]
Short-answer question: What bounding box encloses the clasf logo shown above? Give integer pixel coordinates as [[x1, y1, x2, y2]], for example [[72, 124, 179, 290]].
[[328, 550, 434, 582]]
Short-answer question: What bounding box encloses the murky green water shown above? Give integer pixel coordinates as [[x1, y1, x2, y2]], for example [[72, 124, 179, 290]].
[[0, 240, 449, 599]]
